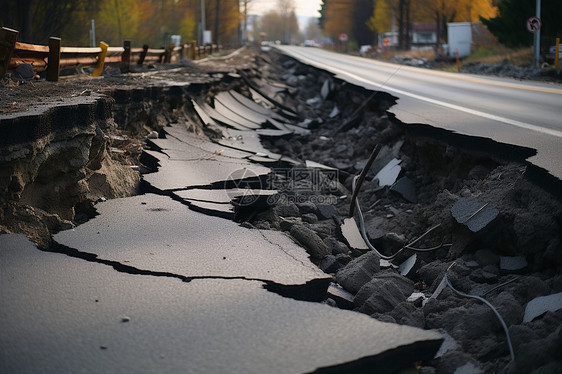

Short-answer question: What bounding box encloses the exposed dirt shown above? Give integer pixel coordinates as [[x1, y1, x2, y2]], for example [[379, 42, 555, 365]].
[[0, 49, 257, 246], [244, 50, 562, 373], [0, 49, 256, 115], [1, 46, 561, 373]]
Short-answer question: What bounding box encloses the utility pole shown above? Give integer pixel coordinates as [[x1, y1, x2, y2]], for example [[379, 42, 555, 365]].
[[534, 0, 541, 68], [243, 0, 248, 43], [215, 0, 221, 45], [201, 0, 206, 44], [90, 19, 96, 47], [114, 0, 122, 45]]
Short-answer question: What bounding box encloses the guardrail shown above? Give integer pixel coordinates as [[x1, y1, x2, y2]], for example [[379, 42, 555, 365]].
[[0, 27, 221, 81]]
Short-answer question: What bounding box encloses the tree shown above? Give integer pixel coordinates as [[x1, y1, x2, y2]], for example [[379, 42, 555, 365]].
[[1, 0, 242, 48], [482, 0, 562, 47], [368, 0, 497, 49], [255, 0, 298, 44], [240, 0, 253, 42], [415, 0, 497, 48], [180, 10, 197, 43], [352, 0, 375, 45], [259, 11, 284, 42], [258, 7, 298, 44], [17, 0, 34, 42], [304, 18, 325, 41], [0, 0, 97, 43], [367, 0, 391, 35], [318, 0, 326, 30], [367, 0, 412, 49], [201, 0, 240, 46], [277, 0, 298, 44], [323, 0, 354, 40], [95, 0, 141, 46]]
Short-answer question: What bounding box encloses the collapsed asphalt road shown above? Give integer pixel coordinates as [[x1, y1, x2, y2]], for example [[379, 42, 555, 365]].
[[1, 46, 561, 373]]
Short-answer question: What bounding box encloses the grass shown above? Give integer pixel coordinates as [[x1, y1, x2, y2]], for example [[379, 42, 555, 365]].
[[377, 48, 436, 62], [373, 44, 535, 72], [463, 45, 533, 66]]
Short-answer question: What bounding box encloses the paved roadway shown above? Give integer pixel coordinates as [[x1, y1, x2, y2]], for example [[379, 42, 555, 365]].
[[0, 101, 444, 373], [276, 46, 562, 180]]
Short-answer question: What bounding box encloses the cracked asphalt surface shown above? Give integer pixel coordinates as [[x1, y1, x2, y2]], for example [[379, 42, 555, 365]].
[[0, 63, 444, 372], [2, 46, 561, 373]]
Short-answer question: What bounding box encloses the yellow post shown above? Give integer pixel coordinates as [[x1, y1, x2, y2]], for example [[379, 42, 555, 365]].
[[554, 38, 560, 69], [93, 41, 108, 77]]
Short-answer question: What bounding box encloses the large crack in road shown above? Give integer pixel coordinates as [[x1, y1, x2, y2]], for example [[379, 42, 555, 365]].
[[1, 46, 561, 373]]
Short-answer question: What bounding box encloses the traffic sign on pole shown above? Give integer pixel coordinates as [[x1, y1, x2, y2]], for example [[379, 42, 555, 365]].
[[532, 0, 542, 68], [526, 16, 541, 33], [339, 34, 348, 42]]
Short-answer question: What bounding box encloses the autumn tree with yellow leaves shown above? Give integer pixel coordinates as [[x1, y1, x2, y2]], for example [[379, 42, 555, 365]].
[[318, 0, 497, 49], [367, 0, 497, 49], [319, 0, 375, 46], [1, 0, 241, 48]]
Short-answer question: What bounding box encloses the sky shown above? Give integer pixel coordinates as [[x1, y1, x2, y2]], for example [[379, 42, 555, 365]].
[[249, 0, 322, 18]]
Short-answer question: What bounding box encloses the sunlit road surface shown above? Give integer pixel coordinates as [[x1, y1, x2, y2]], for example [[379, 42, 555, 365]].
[[276, 46, 562, 180]]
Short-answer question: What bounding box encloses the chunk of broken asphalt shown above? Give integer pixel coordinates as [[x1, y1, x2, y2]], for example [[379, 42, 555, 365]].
[[390, 176, 417, 203], [0, 233, 443, 374], [399, 254, 419, 278], [316, 204, 338, 220], [142, 150, 270, 191], [319, 255, 341, 273], [327, 282, 355, 309], [290, 224, 331, 260], [339, 217, 369, 251], [354, 269, 415, 314], [451, 197, 499, 233], [323, 237, 350, 255], [499, 256, 528, 273], [53, 194, 329, 294], [335, 251, 381, 294], [523, 292, 562, 323], [373, 158, 402, 187]]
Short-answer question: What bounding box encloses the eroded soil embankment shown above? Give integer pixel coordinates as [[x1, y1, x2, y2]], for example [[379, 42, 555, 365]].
[[250, 50, 562, 373], [0, 76, 229, 246], [1, 47, 561, 373], [254, 50, 562, 268]]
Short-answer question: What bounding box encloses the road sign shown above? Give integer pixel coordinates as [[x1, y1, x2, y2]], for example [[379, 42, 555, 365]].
[[526, 16, 541, 33], [339, 33, 348, 42]]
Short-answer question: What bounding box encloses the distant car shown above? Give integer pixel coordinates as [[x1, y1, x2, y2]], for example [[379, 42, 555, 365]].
[[545, 45, 562, 64], [304, 40, 313, 47], [359, 45, 373, 57], [260, 41, 271, 52]]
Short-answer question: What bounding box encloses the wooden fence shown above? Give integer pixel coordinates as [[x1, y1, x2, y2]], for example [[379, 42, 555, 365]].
[[0, 27, 221, 81]]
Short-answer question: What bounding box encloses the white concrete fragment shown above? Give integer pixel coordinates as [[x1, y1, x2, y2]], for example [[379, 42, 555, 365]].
[[373, 158, 402, 187], [321, 79, 331, 99], [340, 217, 369, 250], [407, 291, 426, 303], [399, 254, 417, 276], [523, 292, 562, 323], [423, 275, 448, 306]]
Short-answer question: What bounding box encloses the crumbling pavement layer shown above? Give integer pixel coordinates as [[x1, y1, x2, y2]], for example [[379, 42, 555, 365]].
[[249, 49, 562, 373], [1, 50, 443, 374], [1, 47, 561, 373]]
